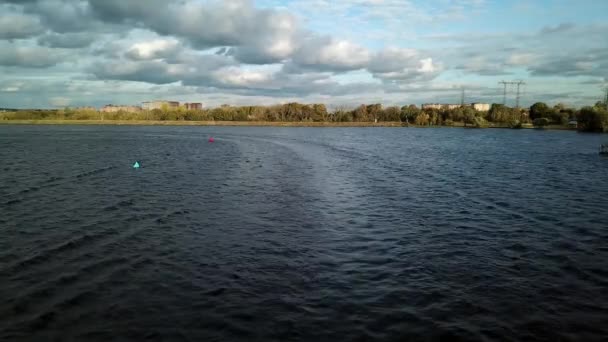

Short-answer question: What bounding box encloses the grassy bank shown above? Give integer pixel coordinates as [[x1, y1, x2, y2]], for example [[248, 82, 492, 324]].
[[0, 119, 407, 127], [0, 119, 580, 130]]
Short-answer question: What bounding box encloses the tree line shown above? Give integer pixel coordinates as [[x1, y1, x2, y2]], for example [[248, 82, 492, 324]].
[[528, 101, 607, 132], [1, 101, 606, 132]]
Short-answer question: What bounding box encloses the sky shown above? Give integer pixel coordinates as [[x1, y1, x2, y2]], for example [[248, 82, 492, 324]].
[[0, 0, 607, 109]]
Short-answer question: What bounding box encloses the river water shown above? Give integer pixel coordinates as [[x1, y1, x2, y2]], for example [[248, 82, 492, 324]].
[[1, 125, 607, 341]]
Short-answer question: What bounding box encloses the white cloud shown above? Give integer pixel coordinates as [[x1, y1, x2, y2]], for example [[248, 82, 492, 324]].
[[292, 37, 371, 70], [212, 66, 274, 86], [126, 38, 180, 60], [507, 53, 536, 66], [419, 58, 436, 73], [367, 48, 442, 82]]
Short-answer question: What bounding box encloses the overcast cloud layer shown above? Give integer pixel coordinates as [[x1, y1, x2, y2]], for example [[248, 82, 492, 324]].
[[0, 0, 607, 108]]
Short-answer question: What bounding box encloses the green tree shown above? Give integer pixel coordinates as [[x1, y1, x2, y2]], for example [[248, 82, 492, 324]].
[[312, 104, 327, 121], [440, 108, 453, 123], [549, 103, 573, 125], [284, 103, 304, 121], [533, 117, 551, 128], [487, 103, 519, 123], [249, 106, 266, 121], [352, 105, 368, 122], [299, 105, 311, 121], [381, 106, 401, 122], [473, 116, 489, 128], [577, 106, 608, 132], [366, 104, 382, 122], [415, 112, 430, 126], [430, 111, 440, 125], [529, 102, 550, 120], [509, 120, 523, 129], [463, 108, 477, 126], [333, 107, 353, 122], [400, 105, 420, 123], [265, 106, 279, 121]]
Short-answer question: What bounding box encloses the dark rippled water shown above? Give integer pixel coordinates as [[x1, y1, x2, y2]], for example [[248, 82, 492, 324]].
[[1, 125, 607, 341]]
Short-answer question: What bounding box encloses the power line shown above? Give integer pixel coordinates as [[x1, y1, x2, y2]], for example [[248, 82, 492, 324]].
[[461, 87, 465, 106], [515, 81, 526, 109], [499, 80, 526, 107], [499, 81, 508, 105]]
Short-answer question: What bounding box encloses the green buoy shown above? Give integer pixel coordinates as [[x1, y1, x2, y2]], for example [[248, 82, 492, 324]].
[[133, 161, 140, 169]]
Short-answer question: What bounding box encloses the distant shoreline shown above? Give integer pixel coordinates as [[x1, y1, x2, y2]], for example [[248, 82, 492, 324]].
[[0, 119, 579, 130], [2, 100, 605, 132], [0, 119, 405, 127]]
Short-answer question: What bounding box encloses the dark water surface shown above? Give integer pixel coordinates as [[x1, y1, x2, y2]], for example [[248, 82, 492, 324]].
[[1, 125, 607, 341]]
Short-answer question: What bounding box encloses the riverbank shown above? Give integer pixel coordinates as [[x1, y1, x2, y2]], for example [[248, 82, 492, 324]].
[[0, 119, 580, 130], [0, 119, 410, 127]]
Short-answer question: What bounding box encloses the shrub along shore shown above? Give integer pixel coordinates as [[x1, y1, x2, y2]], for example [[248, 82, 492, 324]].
[[1, 101, 607, 132]]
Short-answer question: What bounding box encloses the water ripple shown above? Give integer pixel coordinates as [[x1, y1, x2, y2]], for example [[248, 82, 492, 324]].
[[0, 125, 607, 341]]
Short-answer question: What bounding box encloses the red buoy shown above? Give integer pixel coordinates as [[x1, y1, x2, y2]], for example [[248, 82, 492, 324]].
[[208, 137, 215, 143]]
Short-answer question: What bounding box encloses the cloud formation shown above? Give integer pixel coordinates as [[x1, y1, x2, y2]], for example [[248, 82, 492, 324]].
[[38, 32, 97, 48], [0, 0, 606, 108], [0, 13, 43, 39], [0, 42, 66, 68]]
